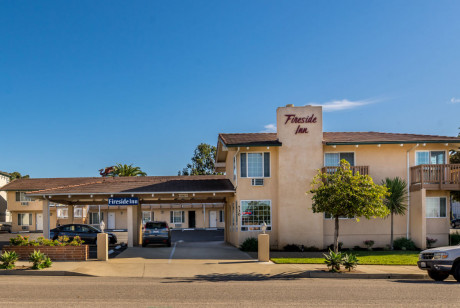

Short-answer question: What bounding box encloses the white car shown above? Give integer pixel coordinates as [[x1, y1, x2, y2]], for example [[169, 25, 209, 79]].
[[418, 246, 460, 281]]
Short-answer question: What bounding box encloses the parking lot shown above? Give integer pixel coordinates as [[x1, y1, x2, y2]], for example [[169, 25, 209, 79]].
[[0, 229, 225, 259]]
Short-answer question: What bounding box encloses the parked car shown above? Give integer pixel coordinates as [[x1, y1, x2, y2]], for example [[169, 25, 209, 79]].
[[418, 245, 460, 282], [0, 222, 11, 233], [142, 221, 171, 247], [451, 219, 460, 229], [50, 224, 117, 245]]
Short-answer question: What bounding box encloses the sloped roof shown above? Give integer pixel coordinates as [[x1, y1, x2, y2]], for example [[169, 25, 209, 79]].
[[218, 132, 460, 146], [1, 176, 235, 196]]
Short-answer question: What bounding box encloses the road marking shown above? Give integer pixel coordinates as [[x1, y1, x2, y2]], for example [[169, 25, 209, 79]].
[[168, 242, 177, 264]]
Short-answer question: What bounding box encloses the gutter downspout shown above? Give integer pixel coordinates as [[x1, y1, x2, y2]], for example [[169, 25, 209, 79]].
[[234, 147, 240, 189], [406, 144, 419, 239]]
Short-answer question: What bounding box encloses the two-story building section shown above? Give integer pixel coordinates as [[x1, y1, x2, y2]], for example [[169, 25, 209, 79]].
[[0, 171, 11, 222], [216, 104, 460, 250]]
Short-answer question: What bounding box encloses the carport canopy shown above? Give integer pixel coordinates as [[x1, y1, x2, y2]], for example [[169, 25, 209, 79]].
[[25, 175, 235, 247]]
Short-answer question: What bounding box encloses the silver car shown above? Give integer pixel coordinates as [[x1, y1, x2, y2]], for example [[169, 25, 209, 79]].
[[142, 221, 171, 247]]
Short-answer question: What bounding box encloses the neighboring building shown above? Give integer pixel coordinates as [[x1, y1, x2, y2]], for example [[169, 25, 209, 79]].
[[0, 171, 11, 222], [215, 105, 460, 250]]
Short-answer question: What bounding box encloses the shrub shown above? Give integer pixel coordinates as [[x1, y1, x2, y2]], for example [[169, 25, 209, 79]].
[[393, 237, 417, 251], [363, 240, 375, 250], [323, 250, 343, 272], [426, 237, 438, 248], [284, 244, 301, 252], [69, 236, 84, 246], [303, 246, 320, 252], [451, 232, 460, 245], [342, 253, 359, 271], [0, 251, 19, 269], [9, 235, 30, 246], [29, 250, 52, 270], [240, 237, 258, 252]]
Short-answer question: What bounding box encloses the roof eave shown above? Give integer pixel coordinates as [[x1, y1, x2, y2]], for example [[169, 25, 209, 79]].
[[324, 140, 460, 145]]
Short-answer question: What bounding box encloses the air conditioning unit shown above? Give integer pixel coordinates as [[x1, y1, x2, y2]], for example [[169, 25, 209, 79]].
[[175, 224, 182, 228], [251, 178, 264, 186], [20, 202, 29, 206], [22, 226, 29, 231]]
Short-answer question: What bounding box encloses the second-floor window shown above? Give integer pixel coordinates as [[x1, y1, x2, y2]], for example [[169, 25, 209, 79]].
[[324, 152, 355, 167], [240, 153, 270, 178], [416, 151, 446, 165], [15, 192, 32, 202]]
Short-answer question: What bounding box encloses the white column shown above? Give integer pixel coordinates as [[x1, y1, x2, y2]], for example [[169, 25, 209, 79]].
[[127, 205, 134, 247], [42, 199, 50, 239]]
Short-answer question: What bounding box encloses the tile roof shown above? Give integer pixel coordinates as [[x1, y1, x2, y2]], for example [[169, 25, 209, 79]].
[[323, 132, 460, 145], [218, 132, 460, 146], [0, 176, 235, 195], [219, 133, 281, 147]]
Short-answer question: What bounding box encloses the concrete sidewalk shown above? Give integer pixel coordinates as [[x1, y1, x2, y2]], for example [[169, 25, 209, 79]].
[[0, 259, 428, 280]]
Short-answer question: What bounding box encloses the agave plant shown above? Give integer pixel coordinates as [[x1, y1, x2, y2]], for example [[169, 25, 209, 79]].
[[323, 249, 343, 272], [29, 250, 52, 270], [342, 253, 359, 272], [0, 251, 19, 269]]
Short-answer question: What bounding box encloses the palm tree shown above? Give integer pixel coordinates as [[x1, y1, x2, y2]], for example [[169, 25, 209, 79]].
[[110, 164, 147, 177], [382, 177, 408, 250]]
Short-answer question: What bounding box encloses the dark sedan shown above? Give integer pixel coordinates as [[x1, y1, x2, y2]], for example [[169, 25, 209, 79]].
[[50, 224, 117, 245], [452, 219, 460, 229]]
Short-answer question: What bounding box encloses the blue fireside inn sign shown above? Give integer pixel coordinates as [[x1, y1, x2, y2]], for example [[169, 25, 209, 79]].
[[108, 197, 139, 206]]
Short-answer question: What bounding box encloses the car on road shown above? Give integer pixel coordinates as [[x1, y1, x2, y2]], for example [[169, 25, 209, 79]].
[[451, 218, 460, 229], [418, 245, 460, 282], [142, 221, 171, 247], [50, 224, 117, 245], [0, 222, 11, 233]]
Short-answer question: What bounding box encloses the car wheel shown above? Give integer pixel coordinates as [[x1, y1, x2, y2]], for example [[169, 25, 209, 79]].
[[427, 270, 449, 281], [453, 264, 460, 282], [167, 241, 171, 247], [142, 243, 147, 247]]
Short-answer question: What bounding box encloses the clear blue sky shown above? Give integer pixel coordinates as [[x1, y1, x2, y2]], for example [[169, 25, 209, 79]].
[[1, 0, 460, 178]]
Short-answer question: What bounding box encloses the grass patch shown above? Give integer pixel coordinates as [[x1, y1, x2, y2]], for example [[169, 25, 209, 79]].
[[271, 251, 420, 265]]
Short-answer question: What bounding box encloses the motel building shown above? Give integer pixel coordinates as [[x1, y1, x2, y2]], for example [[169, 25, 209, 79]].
[[1, 104, 460, 250]]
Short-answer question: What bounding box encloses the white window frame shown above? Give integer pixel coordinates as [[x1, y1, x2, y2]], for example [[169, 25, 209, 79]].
[[57, 208, 69, 219], [233, 155, 237, 182], [426, 197, 447, 218], [142, 211, 152, 223], [170, 211, 185, 224], [74, 208, 83, 218], [16, 192, 32, 202], [324, 152, 356, 167], [241, 152, 271, 178], [415, 150, 447, 165], [89, 212, 102, 225], [240, 200, 272, 231], [324, 213, 355, 220], [18, 213, 32, 226]]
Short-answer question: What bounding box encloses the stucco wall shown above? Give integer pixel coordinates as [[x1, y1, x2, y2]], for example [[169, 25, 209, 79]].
[[426, 190, 450, 247]]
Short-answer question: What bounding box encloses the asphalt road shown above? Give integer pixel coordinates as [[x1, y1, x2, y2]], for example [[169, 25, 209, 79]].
[[1, 276, 460, 307]]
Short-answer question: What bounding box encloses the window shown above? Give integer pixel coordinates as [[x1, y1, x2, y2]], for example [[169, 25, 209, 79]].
[[89, 212, 103, 224], [142, 211, 152, 224], [324, 153, 355, 167], [170, 211, 185, 224], [426, 197, 447, 218], [61, 225, 75, 232], [240, 153, 270, 178], [15, 192, 32, 202], [219, 210, 224, 223], [74, 208, 83, 218], [241, 200, 271, 231], [18, 213, 32, 226], [57, 208, 68, 219], [416, 151, 446, 165]]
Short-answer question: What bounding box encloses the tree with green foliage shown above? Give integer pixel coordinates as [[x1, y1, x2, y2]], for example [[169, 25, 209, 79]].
[[382, 177, 408, 250], [101, 164, 147, 177], [309, 160, 390, 253], [179, 143, 220, 175], [9, 172, 30, 181]]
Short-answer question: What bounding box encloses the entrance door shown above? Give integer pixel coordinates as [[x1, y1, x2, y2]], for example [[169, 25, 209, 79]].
[[108, 212, 116, 230], [188, 211, 196, 228], [209, 211, 217, 228], [36, 213, 43, 230]]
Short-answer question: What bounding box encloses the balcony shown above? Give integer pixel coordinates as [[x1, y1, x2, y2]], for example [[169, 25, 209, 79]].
[[410, 164, 460, 191], [321, 166, 369, 176]]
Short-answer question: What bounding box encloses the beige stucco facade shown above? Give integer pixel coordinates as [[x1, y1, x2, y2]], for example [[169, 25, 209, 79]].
[[218, 105, 459, 250]]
